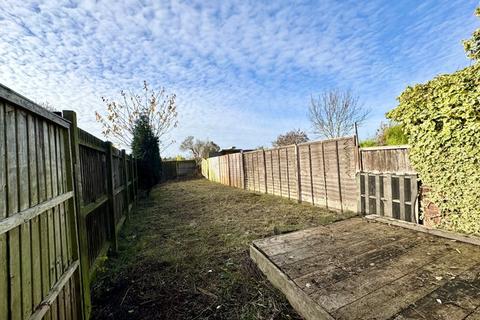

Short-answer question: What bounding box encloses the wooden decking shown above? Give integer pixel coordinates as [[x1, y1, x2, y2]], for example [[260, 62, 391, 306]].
[[250, 217, 480, 320]]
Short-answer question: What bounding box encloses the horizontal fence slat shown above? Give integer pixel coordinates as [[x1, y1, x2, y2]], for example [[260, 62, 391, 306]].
[[80, 195, 109, 217], [29, 260, 80, 320], [78, 140, 107, 153], [0, 84, 70, 128], [0, 191, 73, 235], [114, 185, 125, 196]]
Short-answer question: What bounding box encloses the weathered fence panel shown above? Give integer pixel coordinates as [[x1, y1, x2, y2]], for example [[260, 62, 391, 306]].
[[162, 160, 197, 181], [202, 137, 358, 212], [63, 111, 138, 319], [206, 156, 221, 183], [360, 145, 414, 173], [0, 84, 138, 320], [0, 85, 82, 320]]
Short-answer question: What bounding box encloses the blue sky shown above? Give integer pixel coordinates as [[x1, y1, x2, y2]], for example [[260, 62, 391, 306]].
[[0, 0, 478, 157]]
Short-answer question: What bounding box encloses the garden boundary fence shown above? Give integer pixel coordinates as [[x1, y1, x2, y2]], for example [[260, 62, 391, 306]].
[[202, 137, 359, 212], [162, 160, 197, 181], [0, 84, 138, 320], [202, 139, 417, 216]]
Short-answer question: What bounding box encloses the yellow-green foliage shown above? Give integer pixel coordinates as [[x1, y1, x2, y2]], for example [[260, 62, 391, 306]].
[[388, 9, 480, 234], [360, 139, 378, 147], [388, 62, 480, 234], [382, 124, 408, 145]]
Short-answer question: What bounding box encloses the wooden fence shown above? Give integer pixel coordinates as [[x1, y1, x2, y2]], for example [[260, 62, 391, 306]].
[[202, 137, 358, 212], [0, 84, 138, 320], [359, 145, 414, 173], [162, 160, 197, 181]]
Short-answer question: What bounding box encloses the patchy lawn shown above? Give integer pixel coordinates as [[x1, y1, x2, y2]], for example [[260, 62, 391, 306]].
[[91, 179, 357, 320]]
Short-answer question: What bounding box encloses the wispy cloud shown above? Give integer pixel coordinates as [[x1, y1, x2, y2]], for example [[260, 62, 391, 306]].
[[0, 0, 478, 154]]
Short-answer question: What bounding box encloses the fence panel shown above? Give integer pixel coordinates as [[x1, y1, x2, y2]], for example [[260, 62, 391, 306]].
[[227, 153, 243, 188], [360, 146, 414, 174], [0, 85, 139, 320], [0, 86, 83, 320], [202, 137, 358, 212], [162, 160, 198, 181]]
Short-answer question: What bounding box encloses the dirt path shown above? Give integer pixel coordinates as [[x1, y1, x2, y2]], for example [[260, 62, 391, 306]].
[[91, 179, 356, 320]]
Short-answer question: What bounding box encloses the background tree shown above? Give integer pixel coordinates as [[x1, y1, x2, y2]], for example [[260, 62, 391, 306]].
[[272, 129, 309, 147], [96, 81, 178, 191], [359, 122, 407, 147], [180, 136, 220, 163], [40, 101, 58, 112], [375, 122, 407, 146], [96, 81, 178, 152], [309, 89, 369, 139], [131, 115, 161, 192]]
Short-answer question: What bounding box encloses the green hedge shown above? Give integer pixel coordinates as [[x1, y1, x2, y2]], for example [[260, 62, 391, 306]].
[[388, 9, 480, 234], [388, 62, 480, 234]]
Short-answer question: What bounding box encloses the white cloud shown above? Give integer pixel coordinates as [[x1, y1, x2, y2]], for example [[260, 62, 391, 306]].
[[0, 0, 477, 156]]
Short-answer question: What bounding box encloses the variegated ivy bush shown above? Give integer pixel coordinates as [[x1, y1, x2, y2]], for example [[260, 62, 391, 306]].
[[387, 8, 480, 234]]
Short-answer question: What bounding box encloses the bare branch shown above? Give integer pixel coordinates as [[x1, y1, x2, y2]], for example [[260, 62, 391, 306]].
[[96, 81, 178, 153], [180, 136, 220, 164], [272, 129, 309, 147], [309, 89, 369, 139]]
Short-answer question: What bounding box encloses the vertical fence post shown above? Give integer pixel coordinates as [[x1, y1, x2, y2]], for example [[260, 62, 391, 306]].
[[277, 149, 282, 197], [321, 142, 328, 209], [295, 144, 301, 203], [105, 142, 118, 252], [133, 158, 138, 206], [262, 149, 268, 194], [62, 110, 90, 320], [241, 151, 246, 189], [308, 145, 314, 205], [285, 148, 291, 199], [335, 140, 344, 212], [364, 173, 370, 214], [356, 173, 362, 214], [227, 154, 231, 186], [129, 154, 135, 211], [122, 150, 130, 220]]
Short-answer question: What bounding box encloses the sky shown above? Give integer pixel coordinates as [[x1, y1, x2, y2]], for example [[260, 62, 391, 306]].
[[0, 0, 478, 157]]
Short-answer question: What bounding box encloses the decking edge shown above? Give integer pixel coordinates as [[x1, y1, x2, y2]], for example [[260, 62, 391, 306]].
[[249, 244, 335, 320], [365, 215, 480, 247]]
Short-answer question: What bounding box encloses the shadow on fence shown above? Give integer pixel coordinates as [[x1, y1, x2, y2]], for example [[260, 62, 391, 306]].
[[161, 160, 198, 181]]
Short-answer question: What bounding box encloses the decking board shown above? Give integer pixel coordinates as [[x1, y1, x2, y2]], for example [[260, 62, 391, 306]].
[[251, 218, 480, 320]]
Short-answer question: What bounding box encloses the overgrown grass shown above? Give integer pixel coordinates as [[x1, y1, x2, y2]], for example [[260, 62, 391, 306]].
[[91, 179, 357, 319]]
